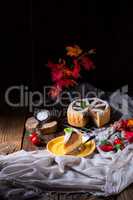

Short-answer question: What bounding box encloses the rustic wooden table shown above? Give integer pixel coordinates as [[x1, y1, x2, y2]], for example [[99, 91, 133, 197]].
[[0, 109, 133, 200]]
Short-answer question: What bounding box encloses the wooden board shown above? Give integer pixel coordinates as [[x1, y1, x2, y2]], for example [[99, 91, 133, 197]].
[[0, 110, 25, 155], [22, 128, 64, 151], [117, 184, 133, 200]]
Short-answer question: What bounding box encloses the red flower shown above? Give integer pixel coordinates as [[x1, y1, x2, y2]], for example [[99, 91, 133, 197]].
[[63, 68, 72, 77], [127, 119, 133, 126], [48, 60, 65, 70], [57, 79, 76, 88], [113, 120, 128, 131], [80, 56, 94, 71], [126, 119, 133, 131], [66, 45, 82, 57], [48, 61, 59, 69], [51, 70, 63, 81], [124, 131, 133, 143], [47, 45, 96, 98], [72, 60, 80, 79], [48, 85, 62, 99]]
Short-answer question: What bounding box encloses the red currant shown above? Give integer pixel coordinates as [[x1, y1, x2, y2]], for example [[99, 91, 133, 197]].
[[29, 132, 38, 141], [31, 135, 41, 146]]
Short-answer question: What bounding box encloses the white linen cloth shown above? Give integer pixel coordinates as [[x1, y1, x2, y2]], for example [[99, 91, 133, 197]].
[[0, 143, 133, 200]]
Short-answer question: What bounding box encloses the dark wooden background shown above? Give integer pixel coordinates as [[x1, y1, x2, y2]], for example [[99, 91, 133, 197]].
[[0, 1, 133, 104]]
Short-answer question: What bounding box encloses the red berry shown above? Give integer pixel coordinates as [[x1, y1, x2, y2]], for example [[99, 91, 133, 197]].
[[100, 144, 114, 152], [113, 138, 122, 145], [113, 138, 125, 150], [29, 132, 38, 141], [31, 135, 41, 146]]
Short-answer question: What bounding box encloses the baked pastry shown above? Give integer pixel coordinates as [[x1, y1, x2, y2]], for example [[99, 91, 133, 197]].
[[40, 121, 57, 135], [88, 97, 110, 127], [67, 98, 110, 128], [25, 117, 39, 132], [63, 128, 82, 155], [67, 99, 90, 128]]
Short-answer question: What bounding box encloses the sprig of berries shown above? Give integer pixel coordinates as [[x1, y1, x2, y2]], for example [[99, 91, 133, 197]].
[[27, 131, 45, 146], [99, 137, 125, 152], [113, 138, 124, 151]]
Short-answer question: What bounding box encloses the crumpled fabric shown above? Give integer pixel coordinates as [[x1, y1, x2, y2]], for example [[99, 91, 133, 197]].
[[0, 145, 133, 199], [0, 86, 133, 200]]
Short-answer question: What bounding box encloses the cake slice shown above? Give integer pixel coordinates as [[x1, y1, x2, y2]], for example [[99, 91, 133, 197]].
[[63, 128, 82, 155]]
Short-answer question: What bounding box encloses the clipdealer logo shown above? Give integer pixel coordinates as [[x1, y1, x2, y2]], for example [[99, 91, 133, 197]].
[[4, 84, 130, 114]]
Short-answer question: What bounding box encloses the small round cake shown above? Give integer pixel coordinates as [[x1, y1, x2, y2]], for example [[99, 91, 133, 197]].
[[67, 99, 90, 128], [67, 98, 110, 128]]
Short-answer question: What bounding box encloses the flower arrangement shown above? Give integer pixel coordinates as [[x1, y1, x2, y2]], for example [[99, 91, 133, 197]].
[[48, 45, 96, 98]]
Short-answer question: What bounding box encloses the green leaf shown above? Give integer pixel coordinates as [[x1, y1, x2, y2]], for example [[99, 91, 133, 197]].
[[80, 101, 87, 109], [100, 140, 108, 145], [69, 63, 74, 69], [23, 140, 29, 145], [39, 134, 44, 140], [25, 130, 31, 136], [66, 56, 74, 69], [64, 127, 73, 135], [115, 144, 121, 151]]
